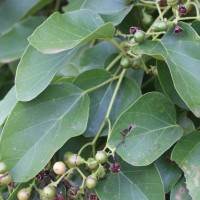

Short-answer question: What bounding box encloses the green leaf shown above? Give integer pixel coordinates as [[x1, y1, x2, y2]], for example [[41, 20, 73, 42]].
[[192, 20, 200, 36], [172, 131, 200, 199], [79, 41, 118, 71], [74, 69, 141, 137], [0, 0, 50, 34], [155, 150, 182, 193], [177, 113, 195, 135], [0, 17, 45, 63], [96, 160, 165, 200], [108, 92, 183, 166], [0, 86, 17, 126], [62, 0, 85, 12], [170, 177, 192, 200], [0, 83, 89, 182], [81, 0, 133, 25], [57, 63, 79, 77], [28, 10, 115, 54], [157, 61, 188, 109], [15, 45, 79, 101], [134, 22, 200, 117]]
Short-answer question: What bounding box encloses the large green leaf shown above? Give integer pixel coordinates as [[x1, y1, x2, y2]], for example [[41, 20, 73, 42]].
[[0, 0, 50, 34], [63, 0, 133, 26], [0, 17, 45, 63], [74, 69, 141, 137], [96, 160, 165, 200], [170, 177, 192, 200], [108, 92, 183, 166], [172, 131, 200, 199], [28, 10, 115, 54], [0, 83, 89, 182], [81, 0, 133, 25], [157, 61, 188, 109], [155, 150, 182, 193], [134, 22, 200, 117], [0, 86, 17, 126], [15, 45, 79, 101]]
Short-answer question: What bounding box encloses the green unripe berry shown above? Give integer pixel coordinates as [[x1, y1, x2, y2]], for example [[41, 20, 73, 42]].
[[159, 21, 168, 31], [0, 173, 12, 185], [130, 37, 136, 44], [43, 186, 56, 198], [53, 161, 67, 175], [142, 13, 153, 27], [87, 158, 99, 170], [120, 57, 130, 68], [0, 162, 7, 174], [96, 165, 106, 178], [133, 31, 145, 44], [85, 175, 98, 189], [95, 151, 107, 164], [65, 154, 85, 168], [17, 188, 31, 200], [131, 59, 142, 69]]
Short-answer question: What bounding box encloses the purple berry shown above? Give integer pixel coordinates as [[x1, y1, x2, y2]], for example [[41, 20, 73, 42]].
[[174, 24, 183, 34], [178, 5, 187, 15], [129, 26, 140, 35], [109, 162, 121, 174]]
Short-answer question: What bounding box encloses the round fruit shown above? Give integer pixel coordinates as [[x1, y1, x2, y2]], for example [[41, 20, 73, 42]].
[[43, 186, 56, 198], [17, 188, 31, 200], [85, 175, 98, 189], [95, 151, 107, 164], [0, 173, 12, 185], [120, 57, 130, 68], [131, 59, 142, 69], [53, 161, 67, 175], [66, 154, 85, 168], [158, 21, 168, 31], [96, 165, 106, 178], [87, 158, 99, 170], [142, 13, 153, 27], [133, 30, 145, 43], [0, 162, 7, 174]]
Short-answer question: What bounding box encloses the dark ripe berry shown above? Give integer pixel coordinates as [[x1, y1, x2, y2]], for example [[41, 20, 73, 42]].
[[87, 158, 99, 170], [43, 186, 56, 198], [109, 162, 121, 174], [8, 182, 14, 188], [90, 193, 98, 200], [174, 24, 183, 34], [68, 187, 79, 198], [51, 194, 65, 200], [62, 179, 71, 189], [95, 151, 107, 164], [0, 173, 12, 185], [85, 175, 98, 189], [133, 30, 145, 43], [36, 170, 49, 181], [17, 188, 31, 200], [0, 162, 7, 174], [129, 26, 140, 35], [178, 5, 187, 15], [53, 161, 67, 175], [120, 57, 130, 68], [159, 0, 167, 7]]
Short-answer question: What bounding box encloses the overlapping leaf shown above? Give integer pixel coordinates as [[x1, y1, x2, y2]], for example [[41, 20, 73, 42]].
[[134, 22, 200, 117], [0, 17, 45, 63], [108, 92, 183, 166], [96, 160, 165, 200], [0, 83, 89, 182], [0, 86, 17, 126], [29, 9, 115, 54], [172, 131, 200, 199], [15, 45, 79, 101], [74, 69, 141, 137], [0, 0, 50, 34]]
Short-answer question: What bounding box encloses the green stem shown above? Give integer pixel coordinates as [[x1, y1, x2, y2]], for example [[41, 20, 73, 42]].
[[188, 2, 200, 17], [177, 16, 200, 21], [139, 0, 155, 4], [54, 0, 60, 12], [146, 31, 166, 35], [105, 38, 126, 56], [141, 76, 155, 89], [84, 75, 119, 94], [106, 54, 122, 71], [135, 3, 156, 9], [156, 0, 164, 20]]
